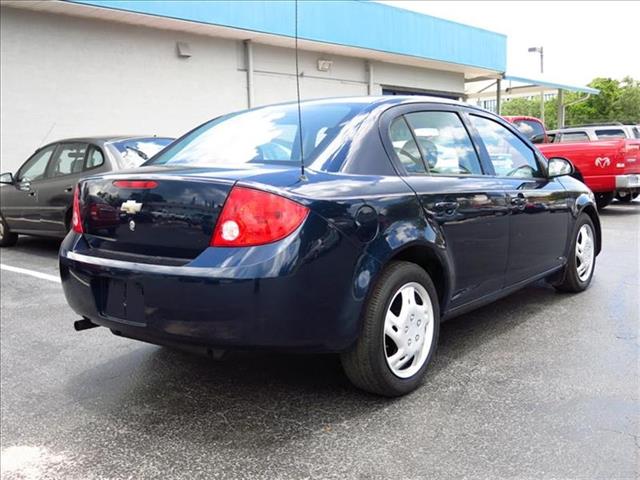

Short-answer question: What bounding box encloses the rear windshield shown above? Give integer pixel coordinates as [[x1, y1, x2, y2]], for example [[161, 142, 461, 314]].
[[111, 137, 173, 169], [148, 103, 365, 168], [513, 120, 545, 140], [595, 129, 626, 140]]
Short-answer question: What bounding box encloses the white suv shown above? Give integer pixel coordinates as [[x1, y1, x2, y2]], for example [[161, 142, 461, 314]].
[[547, 124, 640, 143]]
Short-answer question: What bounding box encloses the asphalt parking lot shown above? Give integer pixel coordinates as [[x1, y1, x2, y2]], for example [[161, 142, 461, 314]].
[[1, 201, 638, 480]]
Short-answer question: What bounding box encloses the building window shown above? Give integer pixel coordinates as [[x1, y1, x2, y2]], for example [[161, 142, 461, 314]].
[[482, 99, 497, 112]]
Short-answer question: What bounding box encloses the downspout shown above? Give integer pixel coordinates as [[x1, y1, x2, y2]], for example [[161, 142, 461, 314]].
[[366, 60, 374, 95], [244, 40, 254, 108]]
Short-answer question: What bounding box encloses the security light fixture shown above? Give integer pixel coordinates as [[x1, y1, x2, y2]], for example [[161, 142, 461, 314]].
[[317, 59, 333, 72], [176, 41, 192, 58]]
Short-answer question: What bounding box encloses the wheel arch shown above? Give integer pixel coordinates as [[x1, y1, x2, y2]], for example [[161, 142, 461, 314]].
[[383, 242, 453, 315], [580, 203, 602, 255]]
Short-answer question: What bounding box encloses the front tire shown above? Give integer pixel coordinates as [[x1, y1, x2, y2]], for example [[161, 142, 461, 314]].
[[553, 213, 596, 293], [0, 215, 19, 247], [341, 261, 440, 397]]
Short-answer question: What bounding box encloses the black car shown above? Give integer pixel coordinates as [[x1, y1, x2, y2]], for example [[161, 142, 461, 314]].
[[58, 97, 600, 396], [0, 136, 173, 245]]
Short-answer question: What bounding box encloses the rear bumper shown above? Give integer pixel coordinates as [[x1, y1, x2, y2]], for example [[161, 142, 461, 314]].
[[59, 216, 373, 352], [615, 174, 640, 190]]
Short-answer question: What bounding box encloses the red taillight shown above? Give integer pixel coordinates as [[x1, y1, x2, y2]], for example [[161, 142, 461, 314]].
[[113, 180, 158, 189], [72, 184, 83, 234], [211, 186, 309, 247]]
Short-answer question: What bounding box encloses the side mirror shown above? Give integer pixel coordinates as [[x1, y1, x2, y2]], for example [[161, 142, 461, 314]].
[[0, 172, 14, 184], [531, 134, 546, 144], [547, 157, 574, 178]]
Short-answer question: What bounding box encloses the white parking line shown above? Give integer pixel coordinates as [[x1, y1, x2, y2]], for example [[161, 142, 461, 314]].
[[0, 264, 61, 283]]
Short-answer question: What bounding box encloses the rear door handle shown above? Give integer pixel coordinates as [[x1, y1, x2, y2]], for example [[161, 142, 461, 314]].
[[28, 191, 36, 197], [434, 201, 459, 215], [509, 194, 526, 209]]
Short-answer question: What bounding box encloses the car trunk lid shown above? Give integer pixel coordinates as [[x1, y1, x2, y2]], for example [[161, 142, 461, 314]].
[[80, 169, 234, 260]]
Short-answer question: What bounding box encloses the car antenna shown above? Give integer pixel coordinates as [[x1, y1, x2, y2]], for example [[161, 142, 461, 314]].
[[294, 0, 307, 181]]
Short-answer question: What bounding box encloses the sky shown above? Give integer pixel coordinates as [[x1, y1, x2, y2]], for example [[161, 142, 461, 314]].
[[379, 1, 640, 86]]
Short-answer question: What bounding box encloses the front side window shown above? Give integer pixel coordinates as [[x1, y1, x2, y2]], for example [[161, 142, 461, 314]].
[[149, 103, 365, 168], [470, 115, 541, 178], [405, 111, 482, 175], [48, 143, 88, 178], [559, 132, 589, 143], [389, 117, 426, 174], [595, 129, 626, 140], [17, 145, 56, 182]]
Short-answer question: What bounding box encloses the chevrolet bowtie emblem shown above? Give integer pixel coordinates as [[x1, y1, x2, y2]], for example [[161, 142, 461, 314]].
[[120, 200, 143, 215]]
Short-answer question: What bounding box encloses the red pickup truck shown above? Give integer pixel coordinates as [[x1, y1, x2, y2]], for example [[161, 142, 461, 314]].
[[505, 117, 640, 209]]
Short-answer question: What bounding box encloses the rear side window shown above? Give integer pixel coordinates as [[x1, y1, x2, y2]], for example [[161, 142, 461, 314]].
[[48, 143, 88, 178], [86, 147, 105, 170], [404, 111, 482, 175], [470, 115, 541, 178], [389, 117, 427, 174], [595, 129, 626, 140], [633, 127, 640, 139], [559, 132, 589, 142]]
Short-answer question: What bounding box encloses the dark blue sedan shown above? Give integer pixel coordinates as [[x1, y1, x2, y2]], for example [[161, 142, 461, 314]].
[[59, 97, 601, 396]]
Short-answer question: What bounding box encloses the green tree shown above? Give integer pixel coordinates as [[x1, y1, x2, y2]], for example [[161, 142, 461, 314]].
[[498, 76, 640, 128]]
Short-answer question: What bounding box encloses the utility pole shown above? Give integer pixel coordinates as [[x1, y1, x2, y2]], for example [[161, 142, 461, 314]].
[[528, 46, 545, 125]]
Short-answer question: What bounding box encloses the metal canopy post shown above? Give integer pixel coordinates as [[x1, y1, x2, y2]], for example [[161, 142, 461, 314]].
[[557, 89, 565, 129], [496, 78, 502, 114]]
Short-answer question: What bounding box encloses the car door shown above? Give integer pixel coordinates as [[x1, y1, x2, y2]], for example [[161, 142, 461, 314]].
[[37, 142, 89, 235], [383, 105, 510, 309], [468, 113, 571, 286], [0, 144, 58, 233]]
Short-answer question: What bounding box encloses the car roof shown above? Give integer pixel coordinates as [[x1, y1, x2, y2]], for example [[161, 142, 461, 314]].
[[47, 135, 173, 145], [224, 95, 494, 119], [273, 95, 465, 108]]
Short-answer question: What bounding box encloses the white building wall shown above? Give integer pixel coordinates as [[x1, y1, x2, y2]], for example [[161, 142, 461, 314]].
[[0, 7, 246, 173], [0, 6, 466, 174]]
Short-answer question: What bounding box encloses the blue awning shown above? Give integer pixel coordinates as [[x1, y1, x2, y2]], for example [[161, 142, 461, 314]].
[[504, 75, 599, 95], [65, 0, 507, 73]]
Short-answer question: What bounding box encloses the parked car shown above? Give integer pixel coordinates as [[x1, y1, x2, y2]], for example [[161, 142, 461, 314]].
[[60, 97, 600, 396], [502, 115, 548, 142], [505, 117, 640, 208], [0, 136, 174, 245], [545, 123, 640, 143]]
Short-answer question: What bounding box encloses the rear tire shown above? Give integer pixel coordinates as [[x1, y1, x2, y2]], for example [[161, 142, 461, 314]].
[[0, 215, 18, 247], [341, 261, 440, 397], [553, 213, 596, 293], [615, 192, 636, 204], [595, 191, 614, 210]]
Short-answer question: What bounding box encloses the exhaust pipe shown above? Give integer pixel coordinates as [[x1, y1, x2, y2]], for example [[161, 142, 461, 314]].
[[74, 318, 99, 331]]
